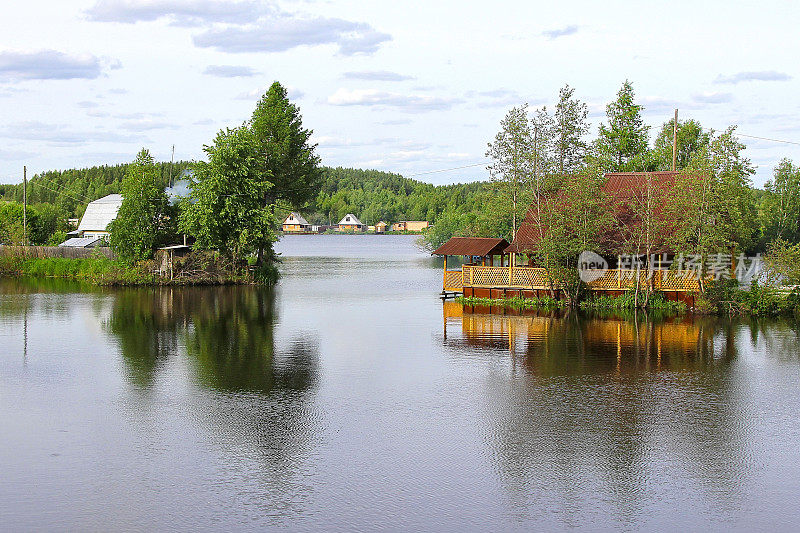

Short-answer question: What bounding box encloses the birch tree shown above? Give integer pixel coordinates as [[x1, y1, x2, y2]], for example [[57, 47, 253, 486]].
[[486, 105, 536, 240], [553, 84, 590, 174], [762, 159, 800, 243]]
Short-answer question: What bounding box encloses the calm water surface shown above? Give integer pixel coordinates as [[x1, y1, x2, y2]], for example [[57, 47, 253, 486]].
[[2, 234, 800, 531]]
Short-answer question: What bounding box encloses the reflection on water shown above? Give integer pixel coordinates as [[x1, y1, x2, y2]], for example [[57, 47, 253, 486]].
[[105, 286, 319, 393], [443, 301, 738, 374], [442, 302, 771, 526], [3, 237, 800, 531]]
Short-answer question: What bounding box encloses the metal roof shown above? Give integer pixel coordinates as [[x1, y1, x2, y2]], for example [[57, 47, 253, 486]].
[[338, 213, 363, 226], [432, 237, 511, 256], [59, 237, 103, 248], [505, 171, 683, 254], [283, 212, 310, 226], [77, 194, 122, 233]]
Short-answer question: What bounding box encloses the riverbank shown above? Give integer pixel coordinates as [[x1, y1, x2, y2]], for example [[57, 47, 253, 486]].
[[0, 254, 254, 286], [458, 286, 800, 316]]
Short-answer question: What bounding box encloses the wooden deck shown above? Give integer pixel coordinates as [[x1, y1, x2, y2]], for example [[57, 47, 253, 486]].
[[443, 265, 701, 294]]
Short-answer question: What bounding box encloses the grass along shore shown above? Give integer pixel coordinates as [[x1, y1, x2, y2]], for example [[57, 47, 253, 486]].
[[0, 253, 254, 286]]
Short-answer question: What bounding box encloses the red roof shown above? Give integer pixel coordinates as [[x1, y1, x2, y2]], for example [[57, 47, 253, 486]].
[[506, 171, 684, 255], [433, 237, 511, 257]]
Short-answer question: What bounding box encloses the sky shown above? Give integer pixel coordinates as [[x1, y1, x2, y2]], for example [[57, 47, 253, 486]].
[[1, 0, 798, 187]]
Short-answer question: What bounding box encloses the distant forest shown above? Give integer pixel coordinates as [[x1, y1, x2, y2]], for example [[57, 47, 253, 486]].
[[0, 162, 485, 225]]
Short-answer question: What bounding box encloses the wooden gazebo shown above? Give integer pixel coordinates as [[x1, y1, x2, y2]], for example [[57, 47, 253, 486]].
[[432, 237, 511, 296]]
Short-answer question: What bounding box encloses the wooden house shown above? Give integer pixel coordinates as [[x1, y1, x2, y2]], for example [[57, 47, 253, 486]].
[[433, 172, 703, 302], [375, 221, 388, 234], [391, 221, 429, 232], [338, 214, 365, 231], [282, 212, 311, 233]]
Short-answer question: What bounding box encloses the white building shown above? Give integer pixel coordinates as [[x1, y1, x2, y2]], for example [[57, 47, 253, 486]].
[[65, 194, 123, 241]]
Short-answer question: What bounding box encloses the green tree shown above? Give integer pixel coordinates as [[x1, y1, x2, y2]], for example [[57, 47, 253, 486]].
[[652, 118, 709, 171], [109, 149, 172, 262], [486, 104, 537, 240], [0, 202, 37, 245], [250, 81, 323, 209], [534, 172, 611, 303], [592, 80, 650, 172], [761, 158, 800, 243], [181, 126, 276, 267], [674, 126, 757, 289], [553, 84, 590, 174]]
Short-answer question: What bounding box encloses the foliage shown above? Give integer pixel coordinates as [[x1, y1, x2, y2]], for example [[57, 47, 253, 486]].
[[553, 84, 590, 174], [763, 238, 800, 286], [671, 127, 757, 288], [591, 80, 650, 172], [181, 126, 276, 264], [486, 104, 537, 240], [651, 118, 709, 171], [455, 295, 565, 309], [251, 81, 323, 209], [0, 161, 191, 217], [184, 81, 320, 270], [700, 277, 798, 315], [309, 167, 485, 227], [579, 291, 686, 312], [761, 159, 800, 244], [0, 201, 70, 245], [534, 172, 611, 303], [109, 149, 173, 262]]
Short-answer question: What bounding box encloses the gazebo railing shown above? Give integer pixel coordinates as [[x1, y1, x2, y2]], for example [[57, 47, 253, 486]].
[[448, 265, 702, 292]]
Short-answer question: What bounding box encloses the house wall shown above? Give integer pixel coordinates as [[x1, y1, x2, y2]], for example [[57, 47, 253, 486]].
[[405, 221, 429, 231]]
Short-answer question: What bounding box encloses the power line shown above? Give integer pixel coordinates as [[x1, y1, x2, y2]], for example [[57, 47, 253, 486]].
[[736, 133, 800, 147], [405, 161, 489, 178]]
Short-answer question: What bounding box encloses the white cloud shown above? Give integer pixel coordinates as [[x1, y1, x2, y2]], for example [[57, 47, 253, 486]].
[[193, 17, 390, 55], [542, 25, 579, 40], [343, 70, 413, 81], [714, 71, 792, 84], [84, 0, 267, 26], [0, 121, 144, 144], [0, 50, 110, 80], [203, 65, 258, 77], [692, 92, 733, 104], [328, 88, 461, 112]]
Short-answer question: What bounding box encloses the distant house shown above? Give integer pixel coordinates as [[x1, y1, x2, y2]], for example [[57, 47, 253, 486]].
[[338, 214, 365, 231], [282, 212, 311, 233], [375, 221, 388, 234], [391, 221, 429, 232], [65, 194, 123, 241]]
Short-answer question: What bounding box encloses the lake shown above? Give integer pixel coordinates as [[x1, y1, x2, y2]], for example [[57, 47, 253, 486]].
[[2, 234, 800, 531]]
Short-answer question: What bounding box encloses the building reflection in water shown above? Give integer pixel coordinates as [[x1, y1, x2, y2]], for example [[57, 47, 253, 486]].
[[442, 301, 755, 526]]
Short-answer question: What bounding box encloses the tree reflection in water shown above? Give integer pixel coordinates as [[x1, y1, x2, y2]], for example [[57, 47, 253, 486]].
[[442, 302, 772, 526], [105, 285, 321, 515]]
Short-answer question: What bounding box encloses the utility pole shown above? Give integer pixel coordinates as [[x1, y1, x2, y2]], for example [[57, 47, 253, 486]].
[[23, 165, 27, 246], [672, 109, 678, 172], [169, 144, 175, 188]]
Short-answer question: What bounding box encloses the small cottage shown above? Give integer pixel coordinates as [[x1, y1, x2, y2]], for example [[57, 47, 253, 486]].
[[282, 212, 311, 233], [338, 214, 365, 231], [375, 221, 388, 234], [64, 194, 123, 241]]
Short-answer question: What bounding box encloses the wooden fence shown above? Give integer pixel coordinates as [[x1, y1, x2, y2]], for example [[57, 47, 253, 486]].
[[0, 245, 115, 259], [447, 265, 702, 293]]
